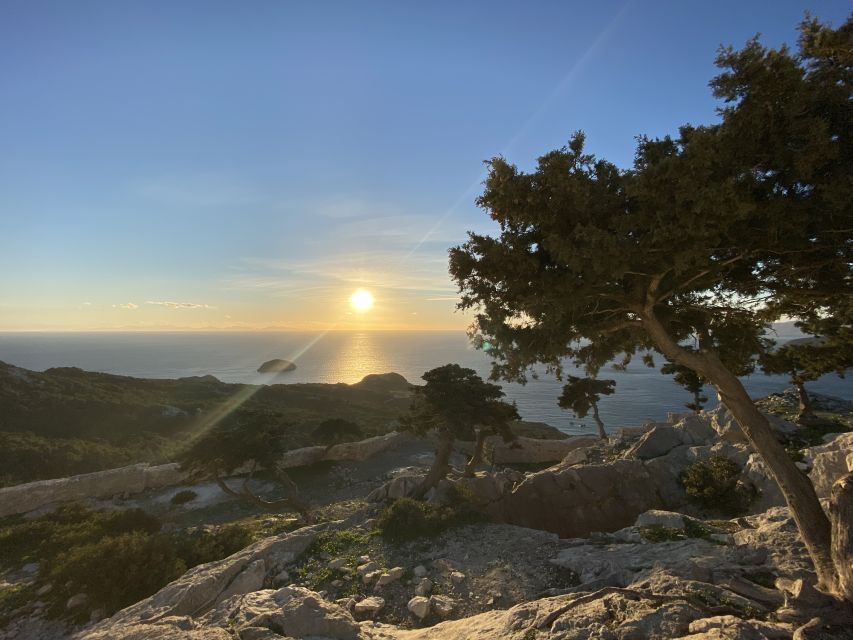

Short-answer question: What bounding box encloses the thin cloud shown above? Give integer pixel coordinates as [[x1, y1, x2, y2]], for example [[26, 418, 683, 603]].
[[113, 302, 139, 310], [145, 300, 214, 310]]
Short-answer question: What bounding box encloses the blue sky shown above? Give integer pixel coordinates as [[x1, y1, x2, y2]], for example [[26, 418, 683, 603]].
[[1, 0, 848, 330]]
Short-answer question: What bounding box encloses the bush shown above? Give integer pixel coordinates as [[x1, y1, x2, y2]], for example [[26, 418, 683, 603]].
[[170, 489, 198, 505], [680, 456, 756, 516], [375, 494, 484, 543], [44, 532, 186, 618]]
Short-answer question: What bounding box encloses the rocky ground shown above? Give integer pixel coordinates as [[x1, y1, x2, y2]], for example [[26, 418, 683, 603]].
[[2, 391, 852, 640]]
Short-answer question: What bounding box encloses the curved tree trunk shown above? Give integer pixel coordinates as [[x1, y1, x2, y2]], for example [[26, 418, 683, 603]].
[[640, 308, 840, 596], [464, 427, 491, 477], [591, 402, 607, 439], [830, 473, 853, 604], [413, 429, 455, 499], [214, 466, 312, 520]]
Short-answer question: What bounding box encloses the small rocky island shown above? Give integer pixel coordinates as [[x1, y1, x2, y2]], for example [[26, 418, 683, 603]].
[[257, 358, 297, 373]]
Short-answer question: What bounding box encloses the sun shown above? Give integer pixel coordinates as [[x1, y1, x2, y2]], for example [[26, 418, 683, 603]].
[[349, 288, 374, 313]]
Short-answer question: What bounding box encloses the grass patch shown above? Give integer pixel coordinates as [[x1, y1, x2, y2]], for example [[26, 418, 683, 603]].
[[0, 583, 36, 628]]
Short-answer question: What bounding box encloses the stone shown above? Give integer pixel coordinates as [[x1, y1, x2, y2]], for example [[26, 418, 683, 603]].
[[356, 560, 379, 576], [626, 425, 685, 460], [375, 567, 405, 587], [806, 433, 853, 497], [414, 577, 433, 596], [635, 509, 688, 530], [353, 596, 385, 617], [429, 594, 455, 617], [413, 565, 428, 578], [66, 593, 88, 609], [36, 583, 52, 596], [407, 595, 431, 619], [449, 570, 466, 584], [273, 569, 289, 585], [560, 446, 590, 466], [217, 559, 266, 603], [328, 557, 348, 570]]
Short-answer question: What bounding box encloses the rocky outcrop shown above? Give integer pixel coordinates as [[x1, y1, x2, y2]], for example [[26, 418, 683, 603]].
[[0, 463, 189, 518], [455, 434, 599, 465], [257, 359, 296, 373], [278, 432, 414, 469], [804, 433, 853, 498]]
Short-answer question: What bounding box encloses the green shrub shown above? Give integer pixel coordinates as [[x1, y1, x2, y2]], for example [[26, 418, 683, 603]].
[[680, 456, 755, 516], [44, 532, 186, 618], [375, 495, 484, 543], [171, 523, 254, 568], [170, 489, 198, 505]]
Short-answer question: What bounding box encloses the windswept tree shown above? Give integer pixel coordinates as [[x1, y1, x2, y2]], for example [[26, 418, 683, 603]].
[[449, 17, 852, 598], [403, 364, 518, 496], [178, 410, 311, 520], [661, 361, 709, 413], [558, 376, 615, 439], [760, 337, 852, 425]]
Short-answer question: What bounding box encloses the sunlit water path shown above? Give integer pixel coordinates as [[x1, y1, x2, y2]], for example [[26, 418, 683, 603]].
[[0, 331, 848, 436]]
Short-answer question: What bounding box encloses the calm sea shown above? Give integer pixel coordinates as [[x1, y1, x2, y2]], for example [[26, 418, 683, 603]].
[[0, 331, 848, 436]]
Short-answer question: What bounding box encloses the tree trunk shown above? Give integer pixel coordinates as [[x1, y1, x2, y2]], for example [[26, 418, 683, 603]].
[[464, 427, 490, 477], [591, 402, 607, 439], [214, 468, 312, 520], [413, 429, 455, 499], [794, 381, 819, 425], [830, 473, 853, 604], [640, 309, 840, 595], [693, 390, 703, 414]]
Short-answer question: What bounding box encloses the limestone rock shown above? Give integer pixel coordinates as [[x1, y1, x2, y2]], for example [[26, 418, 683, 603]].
[[407, 595, 431, 619], [429, 594, 455, 618], [353, 596, 384, 617], [805, 433, 853, 498], [413, 565, 428, 578], [376, 567, 405, 587], [414, 577, 433, 596], [67, 593, 89, 609], [635, 509, 689, 530], [626, 425, 685, 460]]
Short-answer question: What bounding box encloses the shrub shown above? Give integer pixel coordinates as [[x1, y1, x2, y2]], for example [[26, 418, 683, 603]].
[[44, 532, 186, 618], [375, 494, 484, 543], [680, 456, 755, 516], [170, 489, 198, 505]]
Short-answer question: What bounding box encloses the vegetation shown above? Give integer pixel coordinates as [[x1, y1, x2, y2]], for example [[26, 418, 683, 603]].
[[0, 360, 411, 485], [661, 362, 709, 413], [558, 376, 615, 439], [312, 418, 363, 445], [759, 339, 852, 425], [169, 489, 198, 505], [0, 504, 255, 621], [375, 494, 484, 543], [448, 16, 851, 595], [402, 364, 518, 494], [680, 456, 756, 517], [177, 409, 311, 518]]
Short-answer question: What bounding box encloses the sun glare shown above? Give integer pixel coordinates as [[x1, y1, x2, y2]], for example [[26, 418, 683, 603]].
[[350, 289, 374, 312]]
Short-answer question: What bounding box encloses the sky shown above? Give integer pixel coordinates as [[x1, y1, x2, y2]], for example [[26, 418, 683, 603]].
[[0, 1, 848, 331]]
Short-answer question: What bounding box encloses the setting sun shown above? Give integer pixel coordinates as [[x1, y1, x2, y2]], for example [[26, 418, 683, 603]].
[[349, 289, 374, 313]]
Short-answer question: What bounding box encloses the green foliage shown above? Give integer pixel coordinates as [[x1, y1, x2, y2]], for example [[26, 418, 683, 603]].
[[640, 519, 713, 543], [177, 409, 291, 477], [558, 376, 615, 418], [448, 15, 851, 395], [680, 456, 756, 516], [374, 495, 484, 543], [312, 418, 363, 445], [402, 364, 518, 441], [45, 532, 186, 619], [661, 362, 709, 412], [170, 489, 198, 505], [0, 504, 256, 619]]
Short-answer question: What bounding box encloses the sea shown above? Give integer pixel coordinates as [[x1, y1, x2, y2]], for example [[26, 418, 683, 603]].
[[0, 330, 848, 436]]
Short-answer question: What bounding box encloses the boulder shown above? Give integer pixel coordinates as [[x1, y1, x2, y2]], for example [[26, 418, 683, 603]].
[[635, 509, 690, 530], [805, 433, 853, 498], [626, 425, 685, 460], [429, 594, 456, 618], [407, 596, 431, 619], [353, 596, 384, 617], [375, 567, 405, 587]]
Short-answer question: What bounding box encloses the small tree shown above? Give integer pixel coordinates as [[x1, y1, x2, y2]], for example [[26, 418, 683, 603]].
[[178, 410, 311, 519], [760, 338, 852, 425], [661, 362, 709, 413], [403, 364, 518, 496], [558, 376, 615, 439]]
